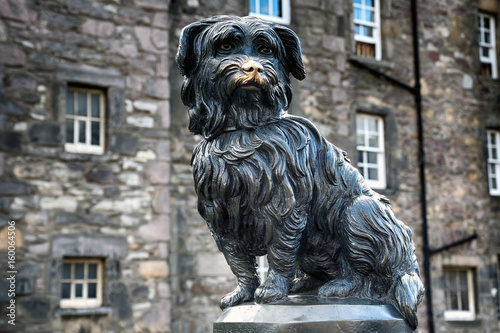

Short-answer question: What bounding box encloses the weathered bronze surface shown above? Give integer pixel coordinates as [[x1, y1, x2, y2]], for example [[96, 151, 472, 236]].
[[176, 15, 424, 330]]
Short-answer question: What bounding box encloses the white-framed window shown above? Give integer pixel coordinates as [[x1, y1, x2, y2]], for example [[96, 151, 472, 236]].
[[353, 0, 381, 60], [249, 0, 291, 25], [478, 13, 498, 78], [356, 114, 386, 189], [487, 129, 500, 195], [443, 267, 476, 321], [60, 259, 103, 308], [65, 87, 105, 155], [257, 255, 269, 283]]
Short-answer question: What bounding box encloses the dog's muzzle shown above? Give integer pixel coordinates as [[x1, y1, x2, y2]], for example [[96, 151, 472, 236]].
[[239, 60, 265, 89]]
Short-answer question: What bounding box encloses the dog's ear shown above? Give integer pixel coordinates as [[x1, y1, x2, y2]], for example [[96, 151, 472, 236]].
[[176, 19, 216, 77], [273, 26, 306, 81]]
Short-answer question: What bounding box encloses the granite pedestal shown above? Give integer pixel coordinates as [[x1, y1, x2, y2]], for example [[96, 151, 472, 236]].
[[214, 296, 417, 333]]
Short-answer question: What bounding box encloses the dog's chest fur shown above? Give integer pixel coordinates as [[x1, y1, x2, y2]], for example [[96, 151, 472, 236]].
[[191, 117, 317, 249]]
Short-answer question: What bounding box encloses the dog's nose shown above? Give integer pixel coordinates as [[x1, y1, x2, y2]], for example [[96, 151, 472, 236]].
[[242, 61, 264, 74]]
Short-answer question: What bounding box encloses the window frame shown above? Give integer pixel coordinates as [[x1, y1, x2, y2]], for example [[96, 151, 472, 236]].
[[487, 129, 500, 196], [353, 0, 382, 60], [443, 267, 476, 321], [60, 258, 104, 309], [249, 0, 291, 25], [356, 113, 387, 189], [64, 86, 106, 155], [478, 12, 498, 79]]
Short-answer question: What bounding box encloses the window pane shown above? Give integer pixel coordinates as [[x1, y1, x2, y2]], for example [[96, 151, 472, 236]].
[[492, 177, 497, 189], [91, 122, 100, 146], [368, 118, 378, 131], [61, 283, 71, 299], [490, 164, 496, 175], [484, 17, 490, 29], [78, 121, 86, 144], [354, 0, 362, 4], [461, 292, 469, 311], [75, 283, 83, 298], [485, 32, 490, 44], [459, 270, 468, 289], [354, 8, 362, 20], [368, 167, 378, 180], [365, 0, 374, 7], [368, 135, 379, 147], [65, 119, 74, 144], [75, 263, 84, 279], [250, 0, 256, 12], [357, 134, 365, 145], [62, 263, 71, 279], [364, 26, 373, 37], [366, 10, 374, 22], [77, 92, 87, 116], [355, 24, 361, 35], [273, 0, 281, 17], [261, 0, 269, 14], [91, 93, 100, 118], [88, 263, 97, 279], [88, 283, 97, 298], [367, 152, 377, 163], [482, 47, 490, 57], [66, 91, 74, 115], [358, 151, 364, 163], [449, 290, 458, 310], [492, 148, 497, 160]]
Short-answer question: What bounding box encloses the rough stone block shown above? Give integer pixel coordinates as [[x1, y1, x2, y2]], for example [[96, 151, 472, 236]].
[[29, 123, 62, 145], [144, 78, 170, 99], [52, 234, 128, 258], [0, 43, 26, 66], [138, 214, 170, 241], [39, 196, 78, 212], [0, 131, 21, 151], [138, 260, 168, 278], [146, 161, 170, 184], [134, 0, 169, 10], [0, 181, 31, 196], [196, 253, 232, 276], [108, 282, 133, 320], [20, 297, 52, 320], [152, 187, 170, 214], [13, 164, 46, 179], [0, 0, 33, 22], [158, 100, 170, 128], [82, 18, 115, 37], [134, 300, 171, 333], [126, 115, 155, 128], [85, 168, 117, 184]]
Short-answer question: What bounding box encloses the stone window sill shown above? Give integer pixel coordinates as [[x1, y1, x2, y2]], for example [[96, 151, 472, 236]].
[[349, 55, 394, 70], [58, 306, 112, 317]]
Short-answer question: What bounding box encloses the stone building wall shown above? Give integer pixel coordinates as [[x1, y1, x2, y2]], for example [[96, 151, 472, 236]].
[[168, 1, 500, 333], [0, 0, 172, 332], [0, 0, 498, 333]]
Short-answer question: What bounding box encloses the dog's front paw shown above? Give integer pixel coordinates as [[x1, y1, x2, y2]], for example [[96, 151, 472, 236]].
[[254, 272, 289, 303], [318, 278, 356, 297], [220, 284, 255, 310]]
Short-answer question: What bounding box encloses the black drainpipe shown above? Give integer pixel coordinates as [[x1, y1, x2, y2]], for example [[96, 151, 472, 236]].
[[410, 1, 435, 332]]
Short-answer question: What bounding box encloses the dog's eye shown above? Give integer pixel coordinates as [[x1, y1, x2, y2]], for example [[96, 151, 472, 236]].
[[219, 43, 234, 52], [258, 47, 273, 56]]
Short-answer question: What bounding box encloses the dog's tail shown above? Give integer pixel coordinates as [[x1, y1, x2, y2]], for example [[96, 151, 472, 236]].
[[394, 272, 424, 330]]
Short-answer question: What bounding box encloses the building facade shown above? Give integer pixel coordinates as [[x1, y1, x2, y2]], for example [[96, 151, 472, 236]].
[[0, 0, 499, 332]]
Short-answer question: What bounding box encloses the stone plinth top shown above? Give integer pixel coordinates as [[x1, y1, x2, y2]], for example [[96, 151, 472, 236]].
[[214, 296, 416, 333]]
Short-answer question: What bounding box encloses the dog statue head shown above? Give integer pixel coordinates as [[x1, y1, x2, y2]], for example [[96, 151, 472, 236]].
[[176, 15, 306, 139]]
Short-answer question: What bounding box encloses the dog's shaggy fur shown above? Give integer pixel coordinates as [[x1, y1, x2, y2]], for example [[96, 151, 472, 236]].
[[177, 15, 424, 329]]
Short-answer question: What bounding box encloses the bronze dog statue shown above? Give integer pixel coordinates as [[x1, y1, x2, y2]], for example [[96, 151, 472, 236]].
[[176, 15, 424, 329]]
